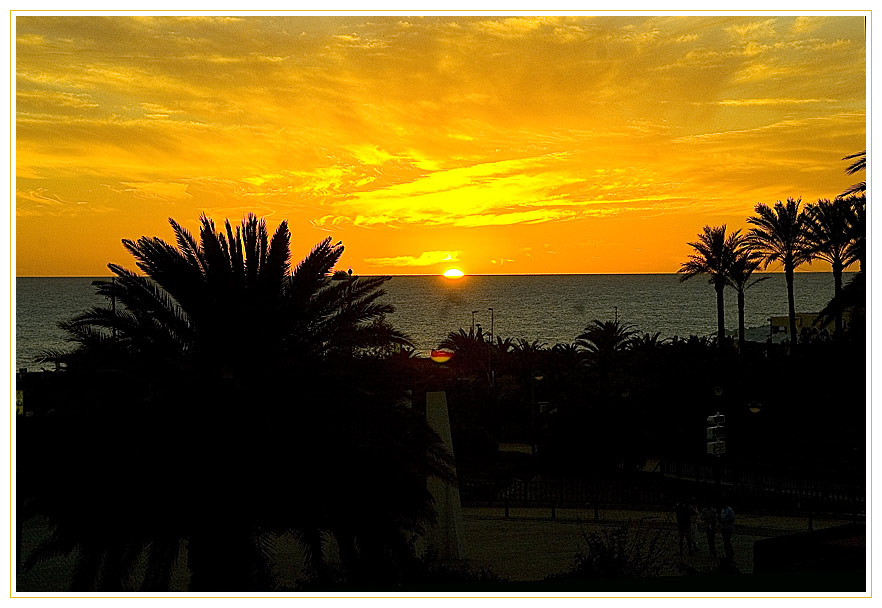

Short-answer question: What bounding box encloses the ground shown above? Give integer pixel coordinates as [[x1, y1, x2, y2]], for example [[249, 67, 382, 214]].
[[458, 507, 849, 582], [17, 507, 855, 593]]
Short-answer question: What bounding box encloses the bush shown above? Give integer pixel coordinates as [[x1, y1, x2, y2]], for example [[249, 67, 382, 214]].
[[554, 523, 665, 580]]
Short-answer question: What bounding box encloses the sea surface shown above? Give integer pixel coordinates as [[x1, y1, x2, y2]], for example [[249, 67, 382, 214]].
[[15, 273, 848, 368]]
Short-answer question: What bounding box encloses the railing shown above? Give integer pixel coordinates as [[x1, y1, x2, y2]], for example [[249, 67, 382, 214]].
[[659, 460, 863, 513], [461, 478, 672, 513], [460, 469, 864, 518]]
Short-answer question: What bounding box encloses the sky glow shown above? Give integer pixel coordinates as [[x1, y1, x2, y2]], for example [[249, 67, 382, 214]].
[[15, 14, 866, 276]]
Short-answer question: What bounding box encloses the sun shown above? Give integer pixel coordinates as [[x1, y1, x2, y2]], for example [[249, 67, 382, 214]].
[[442, 268, 465, 279]]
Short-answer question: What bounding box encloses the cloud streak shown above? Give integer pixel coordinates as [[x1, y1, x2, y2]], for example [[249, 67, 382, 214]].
[[363, 250, 460, 267]]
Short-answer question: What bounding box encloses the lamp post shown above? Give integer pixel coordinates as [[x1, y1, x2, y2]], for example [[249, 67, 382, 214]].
[[471, 310, 478, 333]]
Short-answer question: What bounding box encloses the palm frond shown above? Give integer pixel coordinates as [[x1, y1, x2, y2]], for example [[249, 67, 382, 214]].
[[142, 538, 181, 591], [843, 150, 866, 175]]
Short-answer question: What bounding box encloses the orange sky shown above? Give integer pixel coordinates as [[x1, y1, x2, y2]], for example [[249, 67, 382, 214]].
[[15, 14, 866, 276]]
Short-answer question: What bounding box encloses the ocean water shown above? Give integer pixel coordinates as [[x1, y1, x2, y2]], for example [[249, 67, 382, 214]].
[[15, 273, 846, 367]]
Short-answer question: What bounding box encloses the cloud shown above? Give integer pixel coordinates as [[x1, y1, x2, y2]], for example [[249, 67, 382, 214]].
[[320, 153, 584, 227], [119, 181, 191, 201], [16, 90, 98, 110], [363, 250, 460, 267], [725, 18, 778, 42], [716, 98, 833, 106]]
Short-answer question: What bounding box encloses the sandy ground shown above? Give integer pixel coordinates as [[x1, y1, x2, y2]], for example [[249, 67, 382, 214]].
[[16, 507, 855, 591], [458, 507, 851, 581]]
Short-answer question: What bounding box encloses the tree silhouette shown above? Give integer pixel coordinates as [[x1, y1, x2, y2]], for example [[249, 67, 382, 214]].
[[24, 213, 454, 591], [725, 239, 767, 351], [678, 225, 740, 346], [747, 199, 809, 346], [576, 318, 638, 376], [841, 150, 866, 197], [439, 326, 490, 375], [803, 198, 858, 334], [843, 194, 866, 273]]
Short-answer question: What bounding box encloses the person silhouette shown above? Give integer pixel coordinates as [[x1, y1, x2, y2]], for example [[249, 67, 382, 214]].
[[719, 498, 736, 562], [700, 501, 717, 557], [675, 498, 698, 555]]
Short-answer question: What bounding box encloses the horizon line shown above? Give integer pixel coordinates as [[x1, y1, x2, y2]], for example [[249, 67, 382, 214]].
[[15, 270, 856, 279]]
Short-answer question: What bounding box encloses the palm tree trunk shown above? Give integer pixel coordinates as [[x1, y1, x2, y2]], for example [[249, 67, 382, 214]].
[[785, 261, 797, 346], [737, 288, 745, 352], [715, 281, 726, 347], [833, 260, 843, 334]]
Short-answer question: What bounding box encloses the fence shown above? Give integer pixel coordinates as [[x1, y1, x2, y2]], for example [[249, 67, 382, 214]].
[[660, 460, 863, 514], [460, 467, 864, 518]]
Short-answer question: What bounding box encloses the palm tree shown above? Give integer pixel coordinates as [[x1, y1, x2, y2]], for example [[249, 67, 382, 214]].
[[678, 225, 740, 346], [726, 240, 767, 351], [439, 326, 490, 374], [843, 194, 866, 273], [576, 318, 638, 375], [747, 199, 809, 345], [841, 150, 866, 197], [24, 213, 454, 591], [803, 198, 857, 334]]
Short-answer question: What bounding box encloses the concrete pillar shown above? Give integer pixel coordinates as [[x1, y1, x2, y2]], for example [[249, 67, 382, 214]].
[[424, 391, 465, 561]]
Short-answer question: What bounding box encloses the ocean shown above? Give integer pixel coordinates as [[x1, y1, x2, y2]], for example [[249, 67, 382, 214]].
[[15, 273, 847, 368]]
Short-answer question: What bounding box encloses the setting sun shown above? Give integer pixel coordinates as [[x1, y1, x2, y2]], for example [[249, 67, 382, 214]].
[[443, 269, 465, 279]]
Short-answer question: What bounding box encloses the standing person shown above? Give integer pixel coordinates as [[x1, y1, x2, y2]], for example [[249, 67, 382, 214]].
[[719, 499, 736, 562], [700, 502, 717, 557], [675, 499, 698, 555]]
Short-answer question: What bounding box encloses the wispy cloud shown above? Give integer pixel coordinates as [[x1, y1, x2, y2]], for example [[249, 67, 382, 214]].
[[363, 250, 460, 267]]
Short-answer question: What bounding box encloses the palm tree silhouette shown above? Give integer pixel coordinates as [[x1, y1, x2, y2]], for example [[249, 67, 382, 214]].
[[803, 198, 858, 334], [747, 199, 809, 346], [843, 195, 866, 273], [841, 150, 866, 197], [576, 318, 638, 374], [25, 213, 454, 591], [439, 326, 490, 374], [726, 239, 767, 351], [678, 225, 739, 346]]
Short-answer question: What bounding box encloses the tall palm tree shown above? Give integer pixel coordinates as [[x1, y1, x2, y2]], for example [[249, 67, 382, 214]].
[[843, 194, 866, 273], [24, 213, 454, 591], [747, 199, 809, 345], [841, 150, 866, 197], [803, 198, 857, 334], [725, 240, 767, 351], [678, 225, 740, 346]]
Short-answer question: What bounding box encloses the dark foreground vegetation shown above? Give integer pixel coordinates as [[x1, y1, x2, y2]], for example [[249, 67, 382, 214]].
[[16, 154, 866, 593]]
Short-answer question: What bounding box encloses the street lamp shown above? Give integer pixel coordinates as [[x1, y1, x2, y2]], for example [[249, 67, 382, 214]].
[[471, 310, 479, 333]]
